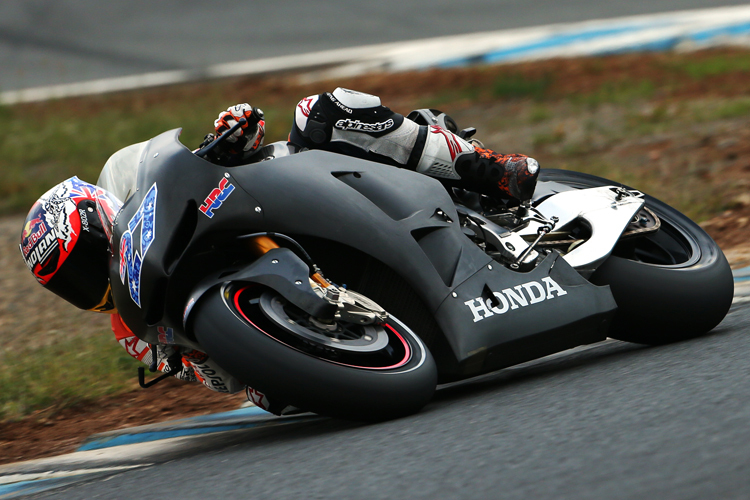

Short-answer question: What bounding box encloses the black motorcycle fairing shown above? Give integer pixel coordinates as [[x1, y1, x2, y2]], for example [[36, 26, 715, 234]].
[[181, 247, 337, 331], [110, 130, 265, 342], [110, 129, 616, 375], [224, 150, 617, 371], [435, 251, 616, 378], [227, 149, 497, 306]]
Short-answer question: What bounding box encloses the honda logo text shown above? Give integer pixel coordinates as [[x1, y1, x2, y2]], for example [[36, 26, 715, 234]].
[[464, 277, 568, 323]]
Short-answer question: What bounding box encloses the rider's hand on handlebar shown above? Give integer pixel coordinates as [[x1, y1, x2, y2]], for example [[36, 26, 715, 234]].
[[213, 103, 265, 155], [214, 103, 256, 141]]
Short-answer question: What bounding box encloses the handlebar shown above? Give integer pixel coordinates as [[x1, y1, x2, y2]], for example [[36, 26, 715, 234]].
[[194, 107, 264, 158]]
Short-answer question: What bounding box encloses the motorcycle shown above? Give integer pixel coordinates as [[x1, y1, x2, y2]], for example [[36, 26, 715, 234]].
[[99, 112, 734, 421]]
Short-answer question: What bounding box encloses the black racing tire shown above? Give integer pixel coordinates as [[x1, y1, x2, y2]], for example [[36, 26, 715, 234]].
[[190, 283, 437, 421], [538, 169, 734, 345]]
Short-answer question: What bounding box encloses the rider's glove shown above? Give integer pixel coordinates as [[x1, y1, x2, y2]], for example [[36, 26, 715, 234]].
[[155, 345, 197, 383], [214, 103, 265, 157]]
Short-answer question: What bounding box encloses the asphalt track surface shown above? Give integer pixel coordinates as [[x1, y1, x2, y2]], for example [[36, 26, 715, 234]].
[[23, 303, 750, 500], [2, 0, 750, 92]]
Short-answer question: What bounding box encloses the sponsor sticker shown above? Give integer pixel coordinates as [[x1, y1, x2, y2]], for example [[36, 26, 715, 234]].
[[199, 177, 235, 219], [246, 388, 270, 411], [463, 277, 568, 323], [191, 362, 230, 393], [295, 95, 319, 131], [119, 336, 152, 362], [157, 326, 175, 344], [78, 208, 90, 232], [326, 93, 353, 114], [334, 118, 395, 133], [430, 125, 466, 161], [23, 231, 58, 277], [297, 96, 315, 118], [21, 218, 48, 258]]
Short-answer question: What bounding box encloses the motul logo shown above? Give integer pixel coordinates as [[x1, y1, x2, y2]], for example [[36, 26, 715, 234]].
[[464, 277, 568, 323]]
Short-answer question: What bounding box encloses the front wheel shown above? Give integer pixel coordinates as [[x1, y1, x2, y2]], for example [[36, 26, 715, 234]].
[[191, 283, 437, 421], [538, 169, 734, 345]]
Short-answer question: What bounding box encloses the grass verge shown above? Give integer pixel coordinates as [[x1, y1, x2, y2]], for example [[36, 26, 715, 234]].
[[0, 332, 141, 421]]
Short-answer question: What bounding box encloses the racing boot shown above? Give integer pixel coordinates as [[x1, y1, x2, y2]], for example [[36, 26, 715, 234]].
[[414, 124, 540, 202], [458, 149, 540, 201]]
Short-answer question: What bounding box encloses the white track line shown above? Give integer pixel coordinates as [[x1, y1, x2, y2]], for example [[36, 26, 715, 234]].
[[3, 5, 750, 105], [0, 466, 145, 486]]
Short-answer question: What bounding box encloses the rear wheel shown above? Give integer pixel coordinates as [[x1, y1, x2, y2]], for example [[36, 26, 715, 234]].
[[191, 283, 437, 420], [538, 169, 734, 345]]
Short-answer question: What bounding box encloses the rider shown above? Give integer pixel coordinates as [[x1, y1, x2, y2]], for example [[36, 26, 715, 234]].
[[19, 88, 540, 414], [204, 88, 539, 202]]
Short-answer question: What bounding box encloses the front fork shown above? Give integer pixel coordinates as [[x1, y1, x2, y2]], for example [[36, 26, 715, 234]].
[[244, 235, 388, 325]]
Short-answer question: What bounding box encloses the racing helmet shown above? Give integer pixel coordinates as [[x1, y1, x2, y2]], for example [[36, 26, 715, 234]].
[[20, 177, 122, 312]]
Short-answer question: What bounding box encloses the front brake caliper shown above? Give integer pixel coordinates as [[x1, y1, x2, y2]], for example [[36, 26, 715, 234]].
[[310, 276, 388, 325]]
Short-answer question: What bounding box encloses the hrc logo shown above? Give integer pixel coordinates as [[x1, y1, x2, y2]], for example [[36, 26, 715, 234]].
[[200, 177, 235, 218], [157, 326, 175, 344]]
